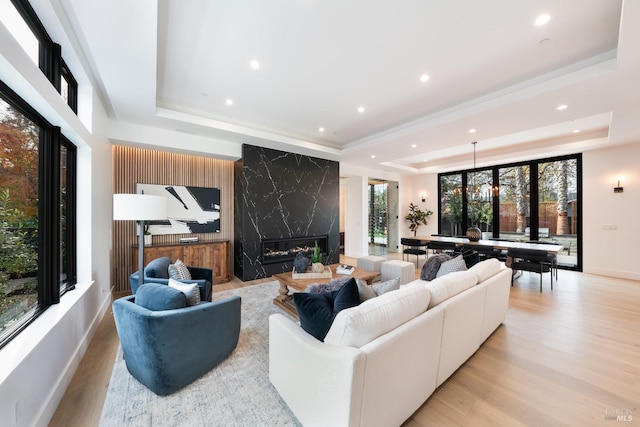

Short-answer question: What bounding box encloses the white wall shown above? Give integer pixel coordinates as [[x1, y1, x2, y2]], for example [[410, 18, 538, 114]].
[[341, 175, 368, 258], [0, 14, 113, 427], [583, 143, 640, 280], [340, 163, 415, 256], [409, 173, 440, 238]]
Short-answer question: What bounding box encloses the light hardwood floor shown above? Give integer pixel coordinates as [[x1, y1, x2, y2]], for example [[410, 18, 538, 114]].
[[50, 257, 640, 426]]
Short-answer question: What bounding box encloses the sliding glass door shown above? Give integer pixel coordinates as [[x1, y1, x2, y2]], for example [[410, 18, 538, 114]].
[[438, 154, 581, 270], [439, 174, 462, 236], [497, 165, 530, 238]]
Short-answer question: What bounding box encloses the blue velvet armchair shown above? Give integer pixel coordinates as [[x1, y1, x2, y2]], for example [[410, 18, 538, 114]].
[[112, 284, 241, 395], [129, 256, 213, 301]]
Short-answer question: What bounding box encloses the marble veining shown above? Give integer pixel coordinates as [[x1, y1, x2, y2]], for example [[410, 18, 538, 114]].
[[234, 145, 340, 280]]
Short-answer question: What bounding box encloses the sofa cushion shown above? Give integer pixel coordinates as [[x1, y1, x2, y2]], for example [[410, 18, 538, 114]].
[[424, 270, 478, 308], [420, 254, 451, 281], [135, 283, 187, 311], [168, 259, 192, 280], [168, 278, 201, 306], [324, 284, 431, 348], [371, 277, 400, 296], [468, 258, 502, 283], [293, 278, 361, 341], [435, 255, 467, 277]]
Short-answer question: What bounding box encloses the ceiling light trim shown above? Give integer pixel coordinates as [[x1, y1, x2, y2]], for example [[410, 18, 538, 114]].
[[155, 107, 342, 156], [341, 51, 617, 152]]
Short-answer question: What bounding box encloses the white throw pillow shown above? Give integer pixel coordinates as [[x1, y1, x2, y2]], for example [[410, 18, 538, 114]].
[[424, 270, 478, 308], [168, 278, 201, 306], [324, 284, 431, 348], [168, 259, 192, 280]]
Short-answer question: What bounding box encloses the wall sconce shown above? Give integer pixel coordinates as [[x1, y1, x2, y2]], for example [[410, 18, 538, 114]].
[[614, 177, 623, 193], [420, 193, 426, 202]]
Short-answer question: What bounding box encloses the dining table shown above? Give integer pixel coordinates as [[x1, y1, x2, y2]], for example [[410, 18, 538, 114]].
[[413, 235, 564, 255]]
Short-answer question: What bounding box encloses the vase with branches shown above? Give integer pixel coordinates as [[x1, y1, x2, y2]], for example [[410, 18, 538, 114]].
[[405, 202, 433, 236]]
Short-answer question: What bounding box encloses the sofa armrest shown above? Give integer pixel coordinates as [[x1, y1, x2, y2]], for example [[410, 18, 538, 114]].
[[269, 313, 366, 427]]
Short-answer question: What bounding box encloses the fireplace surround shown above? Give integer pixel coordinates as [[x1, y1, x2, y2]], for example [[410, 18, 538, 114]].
[[234, 144, 340, 280]]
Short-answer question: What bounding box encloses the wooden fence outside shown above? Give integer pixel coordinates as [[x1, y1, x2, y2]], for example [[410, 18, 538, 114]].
[[499, 201, 577, 234]]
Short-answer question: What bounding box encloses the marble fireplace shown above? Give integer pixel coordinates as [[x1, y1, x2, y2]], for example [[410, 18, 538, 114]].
[[234, 144, 340, 280]]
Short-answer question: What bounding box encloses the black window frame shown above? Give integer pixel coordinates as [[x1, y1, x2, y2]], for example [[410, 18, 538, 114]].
[[0, 79, 77, 349], [10, 0, 78, 113], [438, 153, 582, 271], [59, 135, 77, 289]]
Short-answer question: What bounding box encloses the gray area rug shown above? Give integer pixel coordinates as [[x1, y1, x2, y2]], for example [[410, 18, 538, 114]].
[[100, 281, 301, 427]]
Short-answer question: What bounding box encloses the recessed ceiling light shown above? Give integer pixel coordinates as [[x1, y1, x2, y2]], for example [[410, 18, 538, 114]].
[[411, 144, 417, 148], [225, 98, 234, 106], [572, 129, 580, 133], [535, 14, 550, 26], [468, 128, 477, 134], [420, 74, 430, 83], [250, 60, 260, 70], [556, 104, 568, 111], [318, 127, 325, 132], [358, 106, 365, 113], [371, 155, 376, 159]]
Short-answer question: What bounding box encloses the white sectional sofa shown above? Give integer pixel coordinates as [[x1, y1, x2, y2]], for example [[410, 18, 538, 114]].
[[269, 259, 512, 427]]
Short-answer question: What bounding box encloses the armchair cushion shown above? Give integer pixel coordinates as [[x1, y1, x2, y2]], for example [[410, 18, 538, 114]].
[[135, 283, 187, 311]]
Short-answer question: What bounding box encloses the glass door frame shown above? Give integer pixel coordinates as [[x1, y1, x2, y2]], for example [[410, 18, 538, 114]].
[[438, 153, 582, 271]]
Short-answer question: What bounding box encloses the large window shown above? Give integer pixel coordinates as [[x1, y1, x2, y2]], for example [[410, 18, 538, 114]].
[[0, 0, 78, 112], [0, 81, 76, 348], [0, 0, 79, 350], [439, 154, 581, 270]]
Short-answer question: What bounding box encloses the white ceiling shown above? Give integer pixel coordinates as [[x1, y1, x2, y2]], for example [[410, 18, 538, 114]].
[[62, 0, 640, 174]]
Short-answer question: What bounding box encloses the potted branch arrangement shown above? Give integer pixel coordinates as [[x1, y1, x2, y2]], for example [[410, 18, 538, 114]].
[[405, 202, 433, 236]]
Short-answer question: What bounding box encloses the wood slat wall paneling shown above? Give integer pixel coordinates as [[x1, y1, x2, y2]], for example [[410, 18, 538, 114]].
[[112, 146, 235, 293]]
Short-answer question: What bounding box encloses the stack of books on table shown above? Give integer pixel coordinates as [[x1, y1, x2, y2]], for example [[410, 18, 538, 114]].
[[336, 264, 354, 275]]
